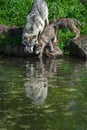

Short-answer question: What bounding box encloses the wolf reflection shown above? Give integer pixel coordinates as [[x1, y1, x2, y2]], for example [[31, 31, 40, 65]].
[[24, 60, 48, 105]]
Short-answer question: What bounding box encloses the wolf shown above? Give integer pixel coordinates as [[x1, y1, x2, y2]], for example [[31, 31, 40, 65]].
[[22, 0, 49, 53], [34, 24, 58, 58], [50, 18, 82, 40], [22, 15, 45, 53]]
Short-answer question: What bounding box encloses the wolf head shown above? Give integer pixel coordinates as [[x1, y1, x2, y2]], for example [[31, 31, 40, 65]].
[[22, 33, 38, 53]]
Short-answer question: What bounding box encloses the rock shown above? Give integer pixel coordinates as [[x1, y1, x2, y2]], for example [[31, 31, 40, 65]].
[[0, 25, 24, 57], [3, 45, 12, 55], [53, 45, 63, 58], [44, 45, 63, 58], [65, 35, 87, 60], [0, 25, 9, 34], [8, 26, 23, 36], [12, 44, 26, 57]]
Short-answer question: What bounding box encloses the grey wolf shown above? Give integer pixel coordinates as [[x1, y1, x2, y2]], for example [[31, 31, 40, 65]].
[[50, 18, 82, 40], [34, 24, 58, 58], [22, 0, 49, 53]]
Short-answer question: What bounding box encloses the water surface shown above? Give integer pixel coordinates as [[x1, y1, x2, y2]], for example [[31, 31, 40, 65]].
[[0, 57, 87, 130]]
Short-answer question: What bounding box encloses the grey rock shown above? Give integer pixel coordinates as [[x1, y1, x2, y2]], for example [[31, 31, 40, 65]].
[[65, 36, 87, 60]]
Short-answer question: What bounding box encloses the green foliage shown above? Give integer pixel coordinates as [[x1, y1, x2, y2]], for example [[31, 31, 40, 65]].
[[0, 0, 87, 51], [0, 0, 32, 26]]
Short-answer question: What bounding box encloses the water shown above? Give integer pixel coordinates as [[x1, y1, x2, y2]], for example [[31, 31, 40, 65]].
[[0, 56, 87, 130]]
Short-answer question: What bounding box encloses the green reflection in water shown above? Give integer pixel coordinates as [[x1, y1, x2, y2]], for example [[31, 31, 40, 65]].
[[0, 57, 87, 130]]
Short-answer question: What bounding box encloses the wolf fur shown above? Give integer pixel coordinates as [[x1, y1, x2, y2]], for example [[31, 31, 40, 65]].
[[29, 0, 49, 25], [34, 24, 58, 58], [22, 0, 49, 53], [22, 15, 45, 53], [50, 18, 82, 40]]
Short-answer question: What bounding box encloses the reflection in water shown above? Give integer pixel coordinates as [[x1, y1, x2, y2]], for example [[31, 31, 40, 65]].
[[24, 59, 48, 105], [23, 58, 63, 105], [23, 57, 87, 105], [0, 57, 87, 130]]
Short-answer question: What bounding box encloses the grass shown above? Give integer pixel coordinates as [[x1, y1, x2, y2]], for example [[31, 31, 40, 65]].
[[0, 0, 87, 49]]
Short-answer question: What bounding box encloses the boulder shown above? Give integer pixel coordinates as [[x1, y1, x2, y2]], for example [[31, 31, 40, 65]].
[[44, 44, 63, 58], [65, 36, 87, 60]]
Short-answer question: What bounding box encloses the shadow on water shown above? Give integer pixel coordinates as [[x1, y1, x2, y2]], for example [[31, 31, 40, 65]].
[[0, 56, 87, 130]]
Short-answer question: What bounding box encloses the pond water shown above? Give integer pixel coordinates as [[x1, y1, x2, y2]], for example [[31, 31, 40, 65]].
[[0, 56, 87, 130]]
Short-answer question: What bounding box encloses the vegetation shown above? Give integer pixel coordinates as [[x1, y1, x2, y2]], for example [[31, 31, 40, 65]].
[[0, 0, 87, 49]]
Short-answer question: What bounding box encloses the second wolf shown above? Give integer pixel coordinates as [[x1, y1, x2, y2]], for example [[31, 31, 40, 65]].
[[34, 24, 58, 58], [50, 18, 82, 40]]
